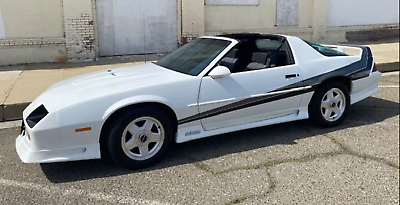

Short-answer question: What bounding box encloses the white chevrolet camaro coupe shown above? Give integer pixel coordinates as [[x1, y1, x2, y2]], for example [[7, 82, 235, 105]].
[[16, 34, 382, 168]]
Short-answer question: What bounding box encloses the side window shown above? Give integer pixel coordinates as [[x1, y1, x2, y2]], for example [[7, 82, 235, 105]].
[[218, 38, 295, 74], [272, 41, 295, 67], [218, 42, 255, 73], [251, 39, 294, 69]]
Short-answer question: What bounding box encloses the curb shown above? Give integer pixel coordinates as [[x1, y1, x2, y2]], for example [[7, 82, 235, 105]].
[[0, 63, 398, 122], [1, 103, 30, 123], [377, 62, 399, 73]]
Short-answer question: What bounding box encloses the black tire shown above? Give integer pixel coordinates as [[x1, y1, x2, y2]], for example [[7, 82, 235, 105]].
[[106, 107, 174, 169], [309, 81, 350, 127]]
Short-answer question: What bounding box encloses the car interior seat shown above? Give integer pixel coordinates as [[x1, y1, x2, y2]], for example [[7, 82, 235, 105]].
[[244, 52, 271, 71], [270, 50, 288, 67], [232, 40, 259, 73], [219, 49, 239, 72]]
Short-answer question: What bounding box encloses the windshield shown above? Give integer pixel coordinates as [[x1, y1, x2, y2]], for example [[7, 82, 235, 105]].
[[304, 40, 348, 57], [156, 38, 231, 76]]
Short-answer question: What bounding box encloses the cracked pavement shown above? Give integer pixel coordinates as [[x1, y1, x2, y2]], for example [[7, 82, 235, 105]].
[[0, 74, 399, 204]]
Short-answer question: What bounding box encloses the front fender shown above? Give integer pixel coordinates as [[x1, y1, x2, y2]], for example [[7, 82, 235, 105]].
[[102, 95, 175, 121]]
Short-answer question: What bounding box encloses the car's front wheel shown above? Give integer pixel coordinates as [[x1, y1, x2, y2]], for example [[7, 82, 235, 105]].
[[309, 81, 350, 127], [106, 107, 174, 169]]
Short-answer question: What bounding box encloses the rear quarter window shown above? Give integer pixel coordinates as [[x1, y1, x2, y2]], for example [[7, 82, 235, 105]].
[[304, 40, 348, 57]]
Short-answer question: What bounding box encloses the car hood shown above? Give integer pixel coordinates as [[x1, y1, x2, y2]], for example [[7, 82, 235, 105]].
[[53, 63, 170, 87], [25, 63, 188, 113]]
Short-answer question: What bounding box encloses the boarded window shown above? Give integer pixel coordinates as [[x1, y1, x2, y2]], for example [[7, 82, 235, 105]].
[[96, 0, 178, 56], [276, 0, 298, 26]]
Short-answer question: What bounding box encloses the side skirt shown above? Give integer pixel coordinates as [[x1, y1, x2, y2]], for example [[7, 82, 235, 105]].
[[175, 106, 309, 143]]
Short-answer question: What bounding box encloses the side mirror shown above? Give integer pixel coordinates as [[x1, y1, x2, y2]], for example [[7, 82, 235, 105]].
[[209, 65, 231, 79]]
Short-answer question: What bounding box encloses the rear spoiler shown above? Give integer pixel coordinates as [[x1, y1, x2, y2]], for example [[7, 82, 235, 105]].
[[322, 44, 374, 79], [322, 44, 372, 57]]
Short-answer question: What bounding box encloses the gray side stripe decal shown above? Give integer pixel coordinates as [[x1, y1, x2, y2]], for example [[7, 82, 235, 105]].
[[178, 86, 315, 125], [178, 47, 373, 125]]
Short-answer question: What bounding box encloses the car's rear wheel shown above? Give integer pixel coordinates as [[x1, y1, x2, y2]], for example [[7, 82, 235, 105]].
[[106, 107, 174, 169], [309, 81, 350, 127]]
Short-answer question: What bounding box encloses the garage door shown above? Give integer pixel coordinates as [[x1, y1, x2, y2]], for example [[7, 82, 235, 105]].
[[96, 0, 178, 56]]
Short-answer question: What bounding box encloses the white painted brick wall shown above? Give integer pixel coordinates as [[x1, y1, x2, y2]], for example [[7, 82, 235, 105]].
[[62, 0, 96, 60], [311, 0, 329, 42], [180, 0, 330, 42], [181, 0, 205, 42]]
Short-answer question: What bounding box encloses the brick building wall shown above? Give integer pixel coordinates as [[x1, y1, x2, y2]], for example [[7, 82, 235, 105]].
[[181, 0, 340, 43], [311, 0, 329, 42], [181, 0, 205, 44], [62, 0, 97, 61], [181, 0, 398, 44], [0, 0, 98, 65], [0, 0, 398, 66], [0, 0, 67, 65]]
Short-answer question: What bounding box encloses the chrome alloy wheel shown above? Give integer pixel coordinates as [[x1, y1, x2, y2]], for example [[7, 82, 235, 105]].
[[121, 117, 165, 161], [320, 88, 346, 122]]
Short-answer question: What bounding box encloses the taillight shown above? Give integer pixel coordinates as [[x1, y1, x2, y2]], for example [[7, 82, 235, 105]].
[[372, 63, 378, 72]]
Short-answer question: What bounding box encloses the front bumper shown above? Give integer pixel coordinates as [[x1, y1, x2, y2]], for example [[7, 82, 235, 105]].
[[16, 128, 101, 163]]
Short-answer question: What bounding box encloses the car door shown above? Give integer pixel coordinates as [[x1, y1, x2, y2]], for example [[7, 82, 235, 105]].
[[198, 62, 304, 131]]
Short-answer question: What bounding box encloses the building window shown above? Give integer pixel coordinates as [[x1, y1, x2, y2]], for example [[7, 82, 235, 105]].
[[276, 0, 299, 26]]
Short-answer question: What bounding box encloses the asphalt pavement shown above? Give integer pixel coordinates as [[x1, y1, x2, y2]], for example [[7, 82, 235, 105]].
[[0, 73, 399, 204]]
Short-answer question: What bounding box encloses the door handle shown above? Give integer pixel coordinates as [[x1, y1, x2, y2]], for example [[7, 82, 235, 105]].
[[285, 74, 299, 79]]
